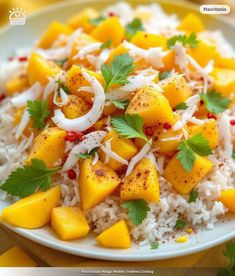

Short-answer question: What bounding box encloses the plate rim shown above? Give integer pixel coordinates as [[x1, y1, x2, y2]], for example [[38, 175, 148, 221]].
[[1, 0, 235, 261]]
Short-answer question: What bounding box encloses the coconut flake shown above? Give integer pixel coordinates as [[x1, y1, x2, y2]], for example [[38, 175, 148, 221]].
[[218, 113, 233, 157], [53, 88, 69, 107], [63, 131, 106, 171], [11, 82, 42, 108], [125, 140, 152, 177], [15, 109, 31, 139], [52, 69, 105, 132], [161, 134, 183, 142], [73, 42, 102, 60], [146, 151, 159, 171], [92, 152, 99, 165], [156, 156, 165, 175], [100, 139, 128, 165], [173, 42, 189, 75]]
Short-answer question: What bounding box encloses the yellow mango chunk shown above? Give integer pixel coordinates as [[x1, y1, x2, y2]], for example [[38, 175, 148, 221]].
[[38, 21, 72, 49], [161, 50, 175, 71], [6, 74, 28, 96], [67, 33, 98, 69], [61, 95, 90, 119], [178, 13, 205, 33], [107, 43, 128, 63], [93, 117, 108, 130], [189, 39, 217, 67], [126, 85, 174, 126], [66, 65, 104, 103], [67, 8, 99, 33], [99, 130, 138, 171], [96, 220, 131, 249], [164, 154, 213, 194], [130, 31, 167, 50], [102, 103, 118, 116], [189, 119, 218, 149], [27, 52, 60, 86], [0, 247, 37, 267], [220, 189, 235, 213], [51, 206, 90, 240], [176, 235, 188, 243], [26, 127, 67, 168], [215, 55, 235, 70], [13, 107, 33, 137], [120, 158, 160, 202], [91, 16, 125, 47], [79, 158, 121, 210], [160, 76, 192, 108], [211, 67, 235, 96], [1, 186, 61, 229]]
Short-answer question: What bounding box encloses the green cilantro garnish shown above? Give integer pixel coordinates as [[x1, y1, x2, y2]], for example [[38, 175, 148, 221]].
[[27, 100, 50, 130], [100, 40, 112, 49], [121, 199, 150, 226], [89, 15, 106, 26], [219, 242, 235, 276], [232, 151, 235, 159], [56, 79, 70, 95], [200, 90, 231, 115], [150, 241, 160, 250], [101, 53, 135, 91], [175, 102, 188, 111], [158, 71, 172, 81], [125, 18, 144, 40], [110, 99, 129, 110], [53, 58, 68, 67], [174, 219, 186, 230], [111, 114, 148, 143], [75, 148, 98, 159], [0, 159, 61, 198], [188, 188, 199, 203], [176, 134, 212, 172], [167, 33, 198, 49]]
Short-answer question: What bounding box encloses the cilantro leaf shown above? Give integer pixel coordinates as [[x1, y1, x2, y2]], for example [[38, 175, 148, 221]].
[[53, 58, 68, 67], [89, 15, 106, 26], [27, 100, 50, 130], [101, 53, 135, 91], [0, 159, 61, 198], [224, 241, 235, 268], [188, 188, 199, 203], [174, 218, 186, 230], [167, 33, 198, 49], [232, 151, 235, 159], [56, 79, 70, 95], [121, 199, 150, 226], [200, 90, 231, 115], [176, 134, 212, 172], [158, 71, 172, 81], [187, 133, 212, 156], [111, 114, 148, 143], [74, 148, 98, 159], [175, 102, 188, 111], [110, 99, 129, 110], [150, 242, 159, 250], [100, 40, 112, 49], [176, 140, 196, 172], [125, 18, 144, 40]]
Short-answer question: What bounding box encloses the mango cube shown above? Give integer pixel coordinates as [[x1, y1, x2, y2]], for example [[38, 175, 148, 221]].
[[6, 74, 28, 96], [178, 13, 205, 33], [79, 158, 121, 210], [120, 158, 160, 203], [96, 220, 131, 249], [61, 95, 90, 119], [211, 67, 235, 96], [51, 206, 90, 240], [220, 189, 235, 213], [164, 154, 213, 194]]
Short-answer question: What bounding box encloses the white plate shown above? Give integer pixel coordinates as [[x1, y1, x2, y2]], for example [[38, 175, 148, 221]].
[[1, 0, 235, 261]]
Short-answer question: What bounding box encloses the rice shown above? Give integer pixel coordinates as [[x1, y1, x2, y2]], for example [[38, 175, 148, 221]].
[[0, 1, 235, 246]]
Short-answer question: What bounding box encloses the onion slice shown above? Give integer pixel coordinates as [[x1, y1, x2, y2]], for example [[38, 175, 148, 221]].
[[52, 69, 105, 131], [62, 131, 106, 171], [15, 109, 30, 139], [11, 82, 42, 108]]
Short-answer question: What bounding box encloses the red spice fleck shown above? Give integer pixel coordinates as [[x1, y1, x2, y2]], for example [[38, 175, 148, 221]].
[[145, 127, 153, 136], [207, 112, 217, 120], [108, 12, 115, 17], [163, 122, 172, 130], [68, 169, 76, 180], [65, 131, 76, 142], [76, 132, 84, 142], [0, 94, 5, 102], [18, 56, 28, 62], [199, 100, 204, 106], [230, 119, 235, 126]]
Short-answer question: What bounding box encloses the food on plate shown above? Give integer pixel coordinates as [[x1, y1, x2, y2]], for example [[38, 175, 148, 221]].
[[0, 2, 235, 249]]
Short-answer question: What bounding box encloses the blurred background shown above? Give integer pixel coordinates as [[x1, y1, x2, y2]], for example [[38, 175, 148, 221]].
[[0, 0, 234, 28]]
